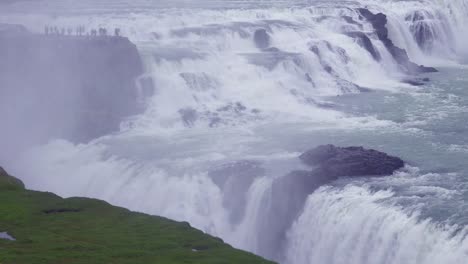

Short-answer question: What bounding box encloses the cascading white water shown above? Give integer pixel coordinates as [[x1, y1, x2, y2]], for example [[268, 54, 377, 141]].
[[2, 0, 468, 263], [285, 185, 468, 264], [230, 177, 273, 253]]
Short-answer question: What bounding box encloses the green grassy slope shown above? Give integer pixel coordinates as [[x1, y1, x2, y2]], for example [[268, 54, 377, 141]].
[[0, 167, 274, 264]]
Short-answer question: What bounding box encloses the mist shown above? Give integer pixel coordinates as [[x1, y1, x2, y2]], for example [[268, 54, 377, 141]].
[[1, 0, 468, 263]]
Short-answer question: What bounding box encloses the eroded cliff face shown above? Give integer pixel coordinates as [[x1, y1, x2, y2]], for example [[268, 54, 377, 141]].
[[357, 8, 437, 74], [0, 24, 144, 153]]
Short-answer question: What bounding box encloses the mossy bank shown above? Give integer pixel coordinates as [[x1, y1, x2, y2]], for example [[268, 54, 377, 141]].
[[0, 167, 274, 264]]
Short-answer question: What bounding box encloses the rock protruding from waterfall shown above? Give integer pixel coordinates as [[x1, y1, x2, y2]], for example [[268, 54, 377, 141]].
[[357, 8, 437, 74], [277, 145, 404, 204], [253, 29, 270, 49], [0, 24, 144, 146], [259, 145, 404, 260], [300, 144, 404, 177]]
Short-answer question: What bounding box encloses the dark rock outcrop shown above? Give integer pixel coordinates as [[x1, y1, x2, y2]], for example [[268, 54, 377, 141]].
[[357, 8, 437, 74], [299, 144, 404, 177], [0, 24, 144, 147], [259, 145, 404, 260], [401, 77, 431, 86], [253, 29, 270, 49]]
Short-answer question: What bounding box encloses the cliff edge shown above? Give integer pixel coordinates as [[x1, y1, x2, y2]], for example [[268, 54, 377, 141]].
[[0, 24, 144, 148]]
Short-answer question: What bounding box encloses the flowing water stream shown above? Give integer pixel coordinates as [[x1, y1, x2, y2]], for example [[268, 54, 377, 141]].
[[1, 0, 468, 263]]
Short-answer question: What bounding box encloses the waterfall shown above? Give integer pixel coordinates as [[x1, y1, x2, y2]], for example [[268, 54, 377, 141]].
[[285, 185, 468, 264], [2, 0, 468, 263]]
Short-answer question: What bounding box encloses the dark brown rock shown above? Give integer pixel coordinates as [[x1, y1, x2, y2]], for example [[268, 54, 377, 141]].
[[299, 144, 405, 177]]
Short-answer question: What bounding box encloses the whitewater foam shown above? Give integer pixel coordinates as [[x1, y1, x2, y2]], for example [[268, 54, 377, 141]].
[[2, 0, 468, 263], [285, 185, 468, 264]]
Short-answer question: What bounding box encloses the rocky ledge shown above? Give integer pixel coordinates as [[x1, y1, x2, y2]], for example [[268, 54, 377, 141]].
[[274, 144, 404, 215], [299, 144, 404, 178], [259, 144, 405, 259], [356, 8, 437, 74], [0, 24, 146, 146]]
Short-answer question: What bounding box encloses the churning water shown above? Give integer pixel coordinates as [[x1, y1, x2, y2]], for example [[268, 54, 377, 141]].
[[1, 0, 468, 263]]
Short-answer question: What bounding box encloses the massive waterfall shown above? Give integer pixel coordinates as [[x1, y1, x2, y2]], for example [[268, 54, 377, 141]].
[[1, 0, 468, 263]]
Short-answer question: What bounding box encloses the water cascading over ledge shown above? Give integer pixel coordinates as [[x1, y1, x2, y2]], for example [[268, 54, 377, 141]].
[[1, 1, 468, 264]]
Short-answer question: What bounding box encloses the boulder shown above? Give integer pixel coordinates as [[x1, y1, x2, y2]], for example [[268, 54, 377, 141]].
[[300, 144, 405, 178], [401, 77, 430, 86]]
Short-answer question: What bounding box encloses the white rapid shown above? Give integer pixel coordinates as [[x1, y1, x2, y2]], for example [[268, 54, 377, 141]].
[[285, 185, 468, 264], [2, 0, 468, 263]]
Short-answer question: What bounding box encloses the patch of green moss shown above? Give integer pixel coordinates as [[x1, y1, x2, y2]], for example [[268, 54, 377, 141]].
[[0, 167, 274, 264]]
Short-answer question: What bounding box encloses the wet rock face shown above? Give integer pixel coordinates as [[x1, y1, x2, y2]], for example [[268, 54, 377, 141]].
[[260, 145, 404, 260], [0, 24, 144, 146], [300, 144, 405, 178], [357, 8, 437, 74], [253, 29, 270, 49]]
